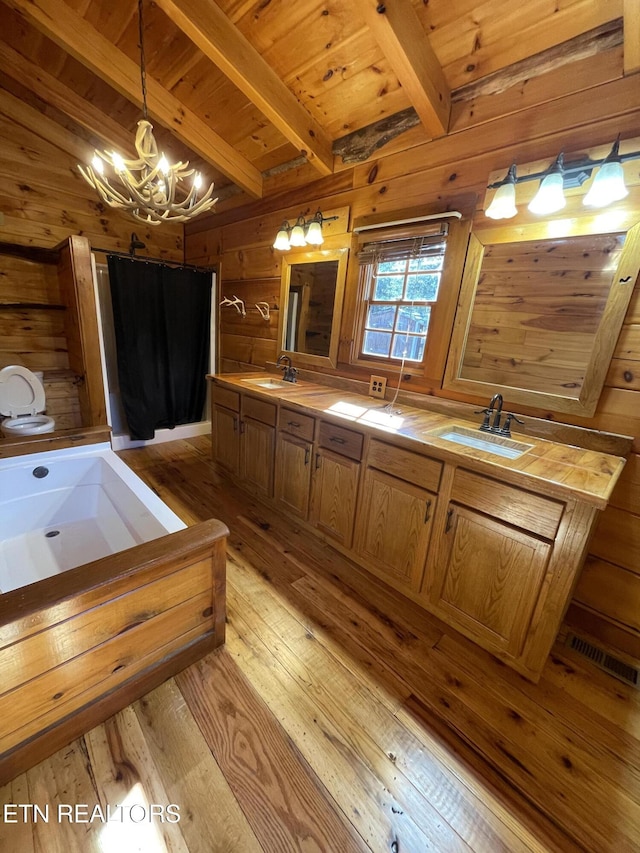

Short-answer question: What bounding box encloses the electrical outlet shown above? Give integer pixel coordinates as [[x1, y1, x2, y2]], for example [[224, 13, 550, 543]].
[[369, 375, 387, 399]]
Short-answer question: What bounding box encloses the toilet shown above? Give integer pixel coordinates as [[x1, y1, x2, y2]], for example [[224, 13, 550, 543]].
[[0, 365, 55, 437]]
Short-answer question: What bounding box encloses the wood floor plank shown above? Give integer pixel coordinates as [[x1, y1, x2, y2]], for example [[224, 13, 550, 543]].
[[0, 774, 35, 853], [84, 704, 190, 853], [132, 679, 264, 853], [176, 646, 371, 853], [25, 742, 103, 853], [226, 614, 450, 852], [226, 547, 533, 853]]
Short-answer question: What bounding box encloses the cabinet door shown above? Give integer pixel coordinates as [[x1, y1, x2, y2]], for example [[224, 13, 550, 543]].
[[354, 467, 435, 593], [309, 447, 360, 547], [212, 404, 240, 474], [427, 504, 552, 658], [240, 416, 275, 498], [274, 431, 312, 518]]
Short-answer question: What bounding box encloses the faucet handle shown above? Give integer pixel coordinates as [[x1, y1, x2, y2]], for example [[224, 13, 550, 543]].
[[475, 407, 492, 431], [500, 413, 524, 436]]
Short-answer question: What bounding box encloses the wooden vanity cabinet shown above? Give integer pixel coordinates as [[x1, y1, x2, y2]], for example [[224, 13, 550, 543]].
[[210, 378, 610, 681], [211, 386, 275, 496], [274, 408, 315, 518], [211, 386, 240, 475], [422, 468, 590, 677], [309, 422, 363, 547], [354, 440, 442, 594], [240, 395, 276, 498]]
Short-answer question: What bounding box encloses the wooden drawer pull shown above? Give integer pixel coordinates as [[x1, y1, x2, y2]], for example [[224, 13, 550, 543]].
[[424, 499, 432, 523], [330, 436, 346, 444], [233, 416, 238, 432], [315, 453, 321, 470], [287, 420, 301, 428], [304, 448, 310, 466]]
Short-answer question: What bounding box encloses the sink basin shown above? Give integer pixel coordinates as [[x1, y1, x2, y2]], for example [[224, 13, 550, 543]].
[[241, 377, 296, 390], [430, 425, 533, 460]]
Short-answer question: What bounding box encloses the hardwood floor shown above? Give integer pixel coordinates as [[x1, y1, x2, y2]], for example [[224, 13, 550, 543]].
[[2, 435, 640, 852]]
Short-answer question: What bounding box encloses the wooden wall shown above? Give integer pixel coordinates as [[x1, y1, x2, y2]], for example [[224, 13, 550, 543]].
[[0, 98, 185, 432], [185, 54, 640, 663]]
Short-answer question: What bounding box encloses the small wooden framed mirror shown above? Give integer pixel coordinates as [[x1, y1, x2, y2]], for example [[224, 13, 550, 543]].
[[277, 247, 349, 369], [444, 220, 640, 416]]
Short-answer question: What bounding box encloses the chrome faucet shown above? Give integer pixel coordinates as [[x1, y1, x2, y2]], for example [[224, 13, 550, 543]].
[[276, 354, 298, 383]]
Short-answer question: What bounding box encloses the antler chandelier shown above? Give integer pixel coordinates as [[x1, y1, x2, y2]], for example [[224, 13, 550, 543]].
[[78, 0, 217, 225]]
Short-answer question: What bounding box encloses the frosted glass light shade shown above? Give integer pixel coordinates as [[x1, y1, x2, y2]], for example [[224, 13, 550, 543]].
[[289, 222, 306, 246], [528, 172, 566, 215], [485, 182, 517, 219], [583, 161, 628, 207], [305, 219, 324, 244], [273, 228, 290, 250]]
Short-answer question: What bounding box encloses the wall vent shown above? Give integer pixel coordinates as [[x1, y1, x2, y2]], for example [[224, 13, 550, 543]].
[[565, 633, 640, 689]]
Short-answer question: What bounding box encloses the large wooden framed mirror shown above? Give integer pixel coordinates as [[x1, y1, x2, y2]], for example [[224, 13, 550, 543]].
[[277, 247, 349, 368], [444, 221, 640, 416]]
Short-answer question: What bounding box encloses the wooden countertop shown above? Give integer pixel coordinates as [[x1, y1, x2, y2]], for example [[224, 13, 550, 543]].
[[209, 373, 626, 509]]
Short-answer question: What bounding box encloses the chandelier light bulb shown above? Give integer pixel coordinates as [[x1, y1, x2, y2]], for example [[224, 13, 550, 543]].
[[193, 172, 202, 190], [111, 152, 126, 174], [158, 155, 170, 175], [91, 154, 104, 175]]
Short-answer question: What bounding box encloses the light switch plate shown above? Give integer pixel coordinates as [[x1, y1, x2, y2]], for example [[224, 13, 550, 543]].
[[369, 375, 387, 399]]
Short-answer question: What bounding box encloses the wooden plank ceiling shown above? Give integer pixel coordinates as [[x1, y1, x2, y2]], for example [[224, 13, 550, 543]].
[[0, 0, 631, 208]]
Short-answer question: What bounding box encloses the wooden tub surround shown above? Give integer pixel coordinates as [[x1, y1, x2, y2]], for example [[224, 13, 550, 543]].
[[0, 489, 228, 786], [210, 372, 627, 682]]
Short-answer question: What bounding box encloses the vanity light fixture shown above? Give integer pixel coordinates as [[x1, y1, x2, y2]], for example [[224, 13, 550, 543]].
[[78, 0, 217, 225], [272, 210, 339, 250], [485, 137, 640, 220]]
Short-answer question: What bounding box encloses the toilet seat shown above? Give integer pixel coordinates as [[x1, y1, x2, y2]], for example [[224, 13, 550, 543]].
[[0, 366, 55, 436], [0, 365, 46, 416]]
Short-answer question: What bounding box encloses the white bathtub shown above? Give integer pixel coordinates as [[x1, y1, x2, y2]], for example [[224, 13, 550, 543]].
[[0, 440, 228, 786], [0, 442, 186, 593]]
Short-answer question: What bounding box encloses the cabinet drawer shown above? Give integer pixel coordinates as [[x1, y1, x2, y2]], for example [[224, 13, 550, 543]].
[[211, 384, 239, 412], [318, 421, 363, 461], [452, 469, 564, 540], [278, 407, 315, 441], [242, 394, 277, 426], [366, 439, 442, 493]]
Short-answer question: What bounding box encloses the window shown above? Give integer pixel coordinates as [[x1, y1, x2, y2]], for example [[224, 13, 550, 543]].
[[356, 225, 447, 366]]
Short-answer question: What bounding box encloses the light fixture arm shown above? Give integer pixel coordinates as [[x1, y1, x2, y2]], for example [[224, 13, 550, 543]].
[[488, 142, 640, 192], [485, 136, 640, 220]]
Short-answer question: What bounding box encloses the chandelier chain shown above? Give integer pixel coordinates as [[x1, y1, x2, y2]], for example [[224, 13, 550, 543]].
[[138, 0, 148, 120]]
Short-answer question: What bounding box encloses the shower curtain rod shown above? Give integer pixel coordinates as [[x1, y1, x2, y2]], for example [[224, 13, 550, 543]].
[[91, 247, 216, 273]]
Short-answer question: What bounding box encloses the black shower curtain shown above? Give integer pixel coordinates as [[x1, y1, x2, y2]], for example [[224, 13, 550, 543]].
[[108, 256, 212, 441]]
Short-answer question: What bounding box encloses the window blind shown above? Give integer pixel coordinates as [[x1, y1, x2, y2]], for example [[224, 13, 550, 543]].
[[357, 224, 448, 266]]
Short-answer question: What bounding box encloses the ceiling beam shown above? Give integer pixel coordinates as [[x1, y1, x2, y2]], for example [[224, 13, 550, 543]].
[[624, 0, 640, 74], [0, 42, 134, 156], [0, 86, 90, 161], [351, 0, 450, 138], [155, 0, 335, 177], [2, 0, 263, 198]]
